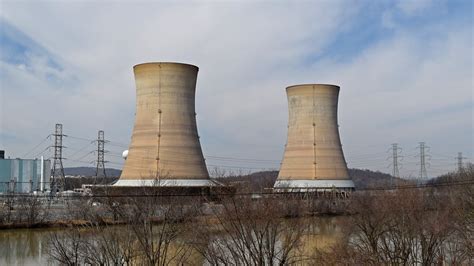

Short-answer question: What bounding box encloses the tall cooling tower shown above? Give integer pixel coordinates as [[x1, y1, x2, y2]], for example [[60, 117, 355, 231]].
[[115, 62, 212, 186], [274, 84, 355, 190]]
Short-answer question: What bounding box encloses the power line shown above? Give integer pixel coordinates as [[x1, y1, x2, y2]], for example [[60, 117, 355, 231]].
[[67, 159, 91, 165], [64, 142, 96, 160], [344, 152, 387, 159], [32, 146, 52, 159], [22, 135, 50, 158], [107, 142, 128, 148], [69, 135, 129, 147], [347, 158, 387, 163], [67, 134, 283, 164]]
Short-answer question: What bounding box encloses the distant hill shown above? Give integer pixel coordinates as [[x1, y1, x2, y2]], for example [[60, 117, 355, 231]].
[[64, 167, 122, 177], [215, 171, 278, 192], [348, 168, 413, 189], [216, 168, 413, 192]]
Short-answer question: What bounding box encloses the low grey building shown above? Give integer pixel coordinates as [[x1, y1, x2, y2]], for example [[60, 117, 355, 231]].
[[0, 156, 51, 193]]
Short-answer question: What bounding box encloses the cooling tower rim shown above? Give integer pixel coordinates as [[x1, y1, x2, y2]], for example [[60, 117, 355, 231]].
[[286, 84, 340, 90], [133, 62, 199, 71]]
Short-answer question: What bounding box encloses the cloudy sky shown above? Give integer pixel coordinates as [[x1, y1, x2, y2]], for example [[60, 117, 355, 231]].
[[0, 0, 472, 178]]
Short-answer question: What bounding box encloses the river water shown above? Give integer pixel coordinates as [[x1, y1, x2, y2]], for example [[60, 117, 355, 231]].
[[0, 217, 342, 265], [0, 228, 52, 265]]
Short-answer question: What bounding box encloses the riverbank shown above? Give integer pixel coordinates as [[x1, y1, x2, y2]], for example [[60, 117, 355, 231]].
[[0, 207, 348, 230], [0, 193, 351, 230]]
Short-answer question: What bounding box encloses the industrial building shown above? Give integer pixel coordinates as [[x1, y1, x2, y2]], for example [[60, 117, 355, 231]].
[[115, 62, 215, 187], [275, 84, 355, 191], [0, 151, 51, 193]]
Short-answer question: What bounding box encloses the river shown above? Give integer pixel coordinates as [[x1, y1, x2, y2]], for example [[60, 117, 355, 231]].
[[0, 217, 343, 265]]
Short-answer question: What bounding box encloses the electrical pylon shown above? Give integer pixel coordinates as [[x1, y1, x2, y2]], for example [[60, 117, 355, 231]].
[[51, 124, 66, 193], [417, 142, 430, 180], [389, 143, 402, 187], [456, 152, 466, 173], [95, 130, 107, 178]]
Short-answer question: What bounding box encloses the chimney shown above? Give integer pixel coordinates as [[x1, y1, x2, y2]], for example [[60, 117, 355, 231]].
[[275, 84, 355, 190], [116, 62, 212, 187]]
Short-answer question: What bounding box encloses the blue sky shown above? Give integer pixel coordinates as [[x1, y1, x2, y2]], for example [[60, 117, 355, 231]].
[[0, 0, 472, 178]]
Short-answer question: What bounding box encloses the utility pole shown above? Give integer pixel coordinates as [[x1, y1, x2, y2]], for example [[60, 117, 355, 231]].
[[51, 124, 66, 193], [95, 130, 107, 178], [389, 143, 402, 187], [456, 152, 466, 173], [417, 142, 430, 180]]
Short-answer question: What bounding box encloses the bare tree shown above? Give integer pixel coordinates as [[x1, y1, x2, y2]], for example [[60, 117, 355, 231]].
[[314, 185, 473, 265], [16, 196, 50, 226], [48, 193, 198, 265], [81, 224, 137, 265], [191, 196, 309, 265], [0, 194, 15, 225], [117, 192, 196, 265], [48, 228, 84, 265]]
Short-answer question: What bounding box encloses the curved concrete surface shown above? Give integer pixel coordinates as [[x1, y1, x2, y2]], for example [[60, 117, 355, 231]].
[[118, 62, 210, 185], [276, 84, 354, 189]]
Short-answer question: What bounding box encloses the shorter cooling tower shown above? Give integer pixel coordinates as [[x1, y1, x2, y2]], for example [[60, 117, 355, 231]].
[[274, 84, 355, 190], [115, 62, 214, 187]]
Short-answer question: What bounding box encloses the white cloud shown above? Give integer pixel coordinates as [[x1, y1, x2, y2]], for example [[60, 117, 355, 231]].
[[0, 1, 471, 177], [396, 0, 434, 15]]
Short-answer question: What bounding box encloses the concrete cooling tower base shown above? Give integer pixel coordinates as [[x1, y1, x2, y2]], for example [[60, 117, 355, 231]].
[[113, 179, 219, 187], [91, 183, 235, 199], [274, 180, 355, 191]]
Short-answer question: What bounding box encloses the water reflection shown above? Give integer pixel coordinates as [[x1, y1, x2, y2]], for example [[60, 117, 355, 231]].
[[0, 217, 343, 265], [0, 228, 51, 265]]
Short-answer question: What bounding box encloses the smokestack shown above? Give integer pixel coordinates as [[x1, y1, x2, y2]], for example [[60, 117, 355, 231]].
[[115, 62, 212, 186], [40, 156, 44, 192], [275, 84, 355, 190]]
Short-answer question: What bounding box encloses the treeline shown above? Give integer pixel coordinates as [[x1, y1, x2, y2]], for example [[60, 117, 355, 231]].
[[64, 167, 121, 177], [64, 176, 119, 191], [1, 168, 472, 264], [44, 181, 473, 265], [427, 163, 474, 185]]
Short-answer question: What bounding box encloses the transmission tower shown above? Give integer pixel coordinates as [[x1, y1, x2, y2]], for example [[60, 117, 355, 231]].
[[51, 124, 66, 193], [95, 130, 107, 178], [417, 142, 430, 180], [389, 143, 402, 187], [456, 152, 466, 173]]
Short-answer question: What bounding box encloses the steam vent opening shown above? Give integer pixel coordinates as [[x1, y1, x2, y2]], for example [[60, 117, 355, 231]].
[[274, 84, 355, 191], [115, 62, 214, 187]]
